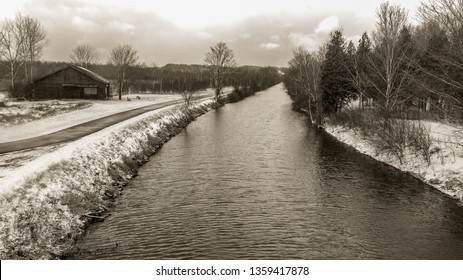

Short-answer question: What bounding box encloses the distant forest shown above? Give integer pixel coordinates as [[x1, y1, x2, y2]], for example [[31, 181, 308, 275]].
[[0, 61, 282, 96]]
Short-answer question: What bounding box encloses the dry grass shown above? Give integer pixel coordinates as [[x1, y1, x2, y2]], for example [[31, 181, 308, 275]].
[[0, 101, 92, 127], [327, 108, 433, 164]]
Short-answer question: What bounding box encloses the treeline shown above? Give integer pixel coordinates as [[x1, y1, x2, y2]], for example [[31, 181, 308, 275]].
[[0, 60, 281, 96], [284, 0, 463, 125], [227, 66, 281, 103]]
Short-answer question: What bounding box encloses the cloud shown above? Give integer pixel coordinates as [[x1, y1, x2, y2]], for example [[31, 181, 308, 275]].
[[315, 15, 339, 34], [17, 0, 380, 66], [71, 16, 95, 29], [260, 42, 280, 49], [239, 33, 251, 39], [107, 20, 135, 33], [288, 33, 317, 49], [270, 35, 280, 42], [195, 32, 212, 39]]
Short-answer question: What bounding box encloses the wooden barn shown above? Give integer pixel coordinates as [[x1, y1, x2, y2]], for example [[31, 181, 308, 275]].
[[32, 65, 111, 100]]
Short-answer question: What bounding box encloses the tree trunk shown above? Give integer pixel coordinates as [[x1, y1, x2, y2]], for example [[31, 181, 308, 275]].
[[10, 65, 15, 94], [215, 87, 221, 102], [425, 97, 431, 111], [118, 81, 122, 100], [307, 96, 314, 124]]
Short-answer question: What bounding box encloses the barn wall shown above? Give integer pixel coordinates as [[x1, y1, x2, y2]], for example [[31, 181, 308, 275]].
[[33, 68, 108, 100]]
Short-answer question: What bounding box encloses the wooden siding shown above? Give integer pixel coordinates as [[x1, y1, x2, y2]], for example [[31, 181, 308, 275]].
[[33, 67, 109, 100]]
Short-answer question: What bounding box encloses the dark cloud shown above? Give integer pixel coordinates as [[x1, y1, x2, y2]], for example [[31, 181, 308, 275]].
[[22, 0, 377, 67]]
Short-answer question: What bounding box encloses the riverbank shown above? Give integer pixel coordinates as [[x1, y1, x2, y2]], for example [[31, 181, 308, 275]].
[[0, 82, 271, 259], [325, 122, 463, 202], [0, 99, 221, 259]]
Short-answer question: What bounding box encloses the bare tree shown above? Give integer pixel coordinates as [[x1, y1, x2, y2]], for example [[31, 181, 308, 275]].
[[418, 0, 463, 54], [70, 44, 98, 68], [0, 14, 27, 94], [288, 46, 325, 125], [367, 2, 412, 110], [21, 15, 47, 83], [204, 42, 236, 101], [108, 44, 138, 100], [179, 74, 196, 108]]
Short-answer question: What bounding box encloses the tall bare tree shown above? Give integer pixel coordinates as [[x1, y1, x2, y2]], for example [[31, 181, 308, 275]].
[[70, 44, 98, 68], [0, 14, 27, 94], [21, 15, 47, 83], [204, 42, 236, 101], [108, 44, 138, 100], [288, 46, 324, 125], [367, 2, 412, 110]]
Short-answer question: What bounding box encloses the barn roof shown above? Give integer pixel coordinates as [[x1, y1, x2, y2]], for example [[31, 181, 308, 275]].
[[33, 65, 110, 84]]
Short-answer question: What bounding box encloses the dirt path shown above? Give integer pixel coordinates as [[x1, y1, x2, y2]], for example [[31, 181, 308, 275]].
[[0, 94, 214, 154]]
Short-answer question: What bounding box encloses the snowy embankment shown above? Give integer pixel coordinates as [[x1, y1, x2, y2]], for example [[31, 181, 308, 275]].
[[0, 99, 219, 259], [325, 121, 463, 201]]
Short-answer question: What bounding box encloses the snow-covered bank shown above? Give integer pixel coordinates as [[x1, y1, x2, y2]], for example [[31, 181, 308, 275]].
[[0, 99, 219, 259], [325, 122, 463, 202]]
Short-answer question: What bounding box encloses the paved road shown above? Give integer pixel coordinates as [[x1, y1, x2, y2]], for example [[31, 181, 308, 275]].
[[0, 94, 214, 154]]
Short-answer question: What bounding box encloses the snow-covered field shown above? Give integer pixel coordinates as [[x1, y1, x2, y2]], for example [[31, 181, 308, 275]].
[[0, 100, 93, 127], [325, 121, 463, 202], [0, 87, 223, 143], [0, 98, 218, 259], [0, 94, 180, 142]]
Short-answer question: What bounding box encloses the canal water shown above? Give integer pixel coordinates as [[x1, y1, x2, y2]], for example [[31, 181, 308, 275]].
[[75, 84, 463, 259]]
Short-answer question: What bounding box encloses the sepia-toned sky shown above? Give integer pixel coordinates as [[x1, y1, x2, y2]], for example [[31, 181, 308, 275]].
[[1, 0, 422, 66]]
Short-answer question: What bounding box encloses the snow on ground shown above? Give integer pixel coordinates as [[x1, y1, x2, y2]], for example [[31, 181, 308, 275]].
[[0, 98, 217, 258], [0, 101, 93, 127], [0, 144, 65, 182], [0, 102, 178, 195], [0, 94, 178, 142], [325, 121, 463, 202], [0, 88, 220, 143], [0, 92, 7, 101]]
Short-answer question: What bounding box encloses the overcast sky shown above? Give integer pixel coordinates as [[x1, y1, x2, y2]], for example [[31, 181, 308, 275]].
[[1, 0, 423, 67]]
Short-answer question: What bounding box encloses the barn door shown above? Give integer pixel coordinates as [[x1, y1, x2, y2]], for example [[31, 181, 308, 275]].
[[84, 87, 97, 96]]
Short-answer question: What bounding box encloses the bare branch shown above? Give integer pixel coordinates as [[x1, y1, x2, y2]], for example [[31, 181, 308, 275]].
[[204, 42, 236, 101], [70, 44, 98, 68], [108, 44, 139, 100]]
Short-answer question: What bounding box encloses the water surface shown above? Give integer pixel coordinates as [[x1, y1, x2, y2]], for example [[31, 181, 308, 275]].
[[75, 84, 463, 259]]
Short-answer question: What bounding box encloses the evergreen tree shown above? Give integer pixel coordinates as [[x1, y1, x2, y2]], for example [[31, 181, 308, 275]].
[[320, 29, 355, 114], [356, 32, 372, 108], [396, 26, 417, 105], [418, 24, 455, 112]]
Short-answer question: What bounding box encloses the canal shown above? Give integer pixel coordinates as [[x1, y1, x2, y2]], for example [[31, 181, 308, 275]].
[[75, 84, 463, 259]]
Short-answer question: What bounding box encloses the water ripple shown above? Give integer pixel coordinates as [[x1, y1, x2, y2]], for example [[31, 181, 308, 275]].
[[75, 85, 463, 259]]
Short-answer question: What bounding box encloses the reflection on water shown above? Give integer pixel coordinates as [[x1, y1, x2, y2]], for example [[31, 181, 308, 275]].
[[75, 84, 463, 259]]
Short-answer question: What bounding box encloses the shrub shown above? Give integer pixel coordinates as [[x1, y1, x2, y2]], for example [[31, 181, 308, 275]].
[[328, 108, 433, 164], [227, 87, 256, 103]]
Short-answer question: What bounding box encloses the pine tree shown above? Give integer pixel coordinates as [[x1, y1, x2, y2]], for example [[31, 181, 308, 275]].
[[320, 30, 355, 114], [356, 32, 372, 108], [396, 26, 416, 106], [418, 24, 454, 112]]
